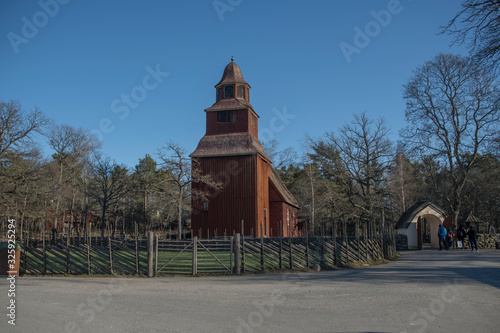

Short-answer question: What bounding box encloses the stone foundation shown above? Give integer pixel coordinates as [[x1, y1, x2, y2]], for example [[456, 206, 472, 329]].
[[395, 233, 499, 251], [457, 234, 499, 249], [396, 234, 408, 251]]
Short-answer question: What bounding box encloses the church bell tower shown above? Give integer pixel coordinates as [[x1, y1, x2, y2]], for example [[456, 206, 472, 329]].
[[191, 58, 299, 238]]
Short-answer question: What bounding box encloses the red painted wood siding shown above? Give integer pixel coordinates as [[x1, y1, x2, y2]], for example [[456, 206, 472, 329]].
[[205, 109, 248, 136], [191, 155, 259, 237], [205, 109, 258, 139], [256, 156, 270, 237]]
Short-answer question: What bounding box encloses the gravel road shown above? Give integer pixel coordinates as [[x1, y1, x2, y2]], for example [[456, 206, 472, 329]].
[[1, 249, 499, 333]]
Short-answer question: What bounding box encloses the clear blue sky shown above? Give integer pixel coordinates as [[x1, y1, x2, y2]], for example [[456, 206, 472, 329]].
[[1, 0, 467, 168]]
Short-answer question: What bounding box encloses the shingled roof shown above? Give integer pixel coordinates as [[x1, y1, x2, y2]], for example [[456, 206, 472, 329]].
[[269, 167, 300, 209], [204, 97, 255, 113], [215, 59, 250, 87], [190, 132, 267, 158], [395, 201, 447, 229]]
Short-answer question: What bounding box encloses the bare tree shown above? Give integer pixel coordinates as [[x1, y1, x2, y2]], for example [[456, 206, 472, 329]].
[[0, 100, 50, 239], [402, 53, 499, 226], [0, 149, 48, 241], [262, 139, 298, 169], [156, 142, 191, 239], [0, 100, 50, 158], [87, 155, 131, 238], [47, 124, 101, 234], [386, 145, 425, 216], [313, 112, 393, 229], [441, 0, 500, 70], [157, 140, 221, 239]]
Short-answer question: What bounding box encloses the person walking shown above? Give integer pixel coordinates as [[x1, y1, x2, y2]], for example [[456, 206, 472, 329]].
[[456, 225, 466, 249], [467, 226, 478, 252], [446, 227, 454, 250], [438, 224, 447, 250]]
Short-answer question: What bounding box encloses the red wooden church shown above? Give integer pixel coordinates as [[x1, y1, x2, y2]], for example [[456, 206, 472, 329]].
[[191, 58, 300, 238]]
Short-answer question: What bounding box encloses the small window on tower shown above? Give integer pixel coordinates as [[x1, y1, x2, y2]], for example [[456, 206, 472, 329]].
[[224, 85, 234, 99], [217, 111, 227, 122], [237, 85, 245, 99], [217, 88, 222, 101], [228, 110, 237, 122], [250, 115, 256, 127]]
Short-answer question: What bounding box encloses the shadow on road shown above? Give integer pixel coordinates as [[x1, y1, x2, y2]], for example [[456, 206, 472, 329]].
[[210, 250, 500, 289]]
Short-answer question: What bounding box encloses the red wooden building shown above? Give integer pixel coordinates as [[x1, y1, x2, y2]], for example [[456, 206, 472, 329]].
[[191, 58, 299, 238]]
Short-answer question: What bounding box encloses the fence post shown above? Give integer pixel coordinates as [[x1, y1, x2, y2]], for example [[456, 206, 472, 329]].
[[260, 222, 265, 272], [321, 236, 326, 266], [155, 235, 158, 277], [147, 231, 154, 278], [356, 221, 361, 262], [135, 223, 139, 275], [305, 227, 309, 268], [344, 221, 349, 265], [66, 232, 70, 274], [234, 233, 241, 275], [241, 231, 246, 272], [192, 236, 198, 276], [279, 221, 283, 270], [42, 231, 47, 275], [230, 236, 233, 273], [392, 222, 396, 256], [332, 220, 338, 266], [108, 232, 113, 275], [87, 231, 91, 275], [23, 236, 27, 274], [381, 210, 386, 258]]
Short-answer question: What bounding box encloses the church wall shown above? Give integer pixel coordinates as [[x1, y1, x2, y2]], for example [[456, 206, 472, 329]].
[[191, 155, 258, 238], [256, 155, 270, 237], [269, 201, 284, 236], [269, 201, 300, 237], [205, 110, 249, 136], [247, 111, 258, 139]]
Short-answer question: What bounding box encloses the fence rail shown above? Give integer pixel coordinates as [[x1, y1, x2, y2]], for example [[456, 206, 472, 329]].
[[20, 238, 148, 276], [240, 235, 395, 273], [18, 231, 396, 276]]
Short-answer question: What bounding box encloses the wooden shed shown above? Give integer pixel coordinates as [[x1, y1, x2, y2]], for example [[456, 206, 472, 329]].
[[191, 59, 299, 238], [463, 212, 487, 233]]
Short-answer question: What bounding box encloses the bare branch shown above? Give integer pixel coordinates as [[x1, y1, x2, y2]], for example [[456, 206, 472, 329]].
[[0, 100, 51, 158]]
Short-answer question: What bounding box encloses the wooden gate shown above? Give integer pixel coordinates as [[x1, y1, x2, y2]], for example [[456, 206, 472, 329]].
[[417, 216, 423, 250], [155, 237, 233, 275]]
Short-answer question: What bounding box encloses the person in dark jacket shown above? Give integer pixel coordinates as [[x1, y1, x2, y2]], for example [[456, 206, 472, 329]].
[[438, 224, 447, 250], [456, 225, 466, 249], [467, 226, 478, 252]]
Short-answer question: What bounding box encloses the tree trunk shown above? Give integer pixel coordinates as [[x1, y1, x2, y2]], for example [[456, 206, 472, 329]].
[[144, 190, 148, 228], [177, 187, 183, 240], [101, 206, 106, 239]]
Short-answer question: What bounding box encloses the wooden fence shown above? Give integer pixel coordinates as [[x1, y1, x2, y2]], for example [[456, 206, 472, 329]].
[[20, 237, 148, 276], [240, 235, 395, 273], [18, 230, 396, 276]]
